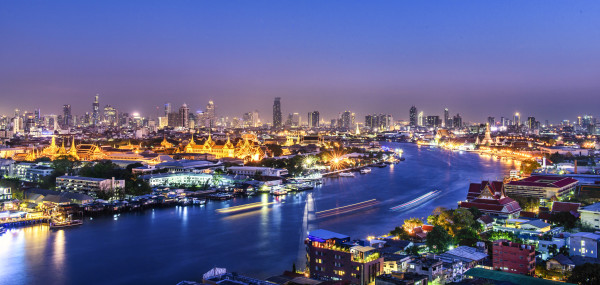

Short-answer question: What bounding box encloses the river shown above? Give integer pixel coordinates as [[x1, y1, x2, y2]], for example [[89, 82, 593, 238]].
[[0, 143, 516, 285]]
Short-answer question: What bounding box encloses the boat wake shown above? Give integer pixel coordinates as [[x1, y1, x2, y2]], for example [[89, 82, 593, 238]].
[[390, 190, 440, 211], [316, 199, 379, 218]]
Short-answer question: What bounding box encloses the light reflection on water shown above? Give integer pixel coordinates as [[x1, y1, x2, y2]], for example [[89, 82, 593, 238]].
[[1, 143, 513, 285]]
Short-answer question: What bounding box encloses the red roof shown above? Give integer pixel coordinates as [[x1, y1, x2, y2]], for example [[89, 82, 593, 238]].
[[520, 211, 536, 218], [506, 175, 578, 188], [551, 202, 580, 213], [466, 181, 505, 201]]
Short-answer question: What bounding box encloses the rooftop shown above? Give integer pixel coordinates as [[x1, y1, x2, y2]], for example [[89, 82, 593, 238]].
[[581, 202, 600, 212], [57, 175, 108, 182], [439, 246, 488, 263], [506, 175, 578, 188], [464, 268, 573, 285], [308, 229, 350, 242]]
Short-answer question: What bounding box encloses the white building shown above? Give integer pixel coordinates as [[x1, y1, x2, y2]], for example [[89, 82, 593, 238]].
[[56, 175, 125, 194], [569, 232, 600, 258], [227, 166, 288, 177], [139, 172, 232, 188], [579, 202, 600, 230]]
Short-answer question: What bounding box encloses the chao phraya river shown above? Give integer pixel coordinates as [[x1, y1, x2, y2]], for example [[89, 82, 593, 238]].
[[0, 143, 515, 285]]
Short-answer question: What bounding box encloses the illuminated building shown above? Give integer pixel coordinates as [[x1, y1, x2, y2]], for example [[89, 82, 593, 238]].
[[459, 181, 521, 219], [306, 229, 383, 284], [273, 97, 282, 128], [308, 111, 320, 128], [504, 175, 578, 199], [418, 111, 424, 126], [453, 113, 462, 128], [182, 134, 265, 161], [56, 175, 125, 194], [205, 100, 215, 128], [92, 94, 100, 126], [164, 102, 171, 116], [513, 112, 520, 126], [409, 106, 417, 127], [103, 105, 118, 126], [179, 103, 189, 128], [63, 104, 72, 127], [426, 115, 440, 128], [444, 108, 450, 128], [492, 240, 535, 276]]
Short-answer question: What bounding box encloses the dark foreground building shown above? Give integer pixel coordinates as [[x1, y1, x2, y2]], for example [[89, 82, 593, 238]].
[[306, 229, 383, 284]]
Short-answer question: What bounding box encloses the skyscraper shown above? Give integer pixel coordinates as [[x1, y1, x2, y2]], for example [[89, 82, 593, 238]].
[[179, 103, 189, 128], [205, 100, 215, 128], [104, 105, 118, 126], [308, 111, 320, 128], [164, 103, 171, 116], [341, 111, 352, 129], [443, 108, 450, 128], [453, 113, 462, 128], [409, 106, 417, 127], [487, 117, 495, 126], [92, 94, 99, 126], [418, 111, 424, 126], [514, 112, 521, 126], [63, 104, 72, 127], [273, 97, 282, 128]]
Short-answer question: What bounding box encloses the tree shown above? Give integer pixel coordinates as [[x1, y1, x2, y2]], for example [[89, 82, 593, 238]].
[[266, 144, 283, 157], [405, 245, 420, 256], [389, 226, 411, 240], [402, 217, 424, 232], [567, 263, 600, 285], [426, 225, 453, 253], [124, 179, 152, 196], [550, 212, 578, 230], [520, 159, 541, 175], [455, 227, 479, 247], [452, 208, 477, 231]]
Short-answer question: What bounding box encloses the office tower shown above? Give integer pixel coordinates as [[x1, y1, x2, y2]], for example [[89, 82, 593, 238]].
[[92, 94, 99, 126], [426, 116, 440, 128], [340, 111, 352, 129], [179, 103, 189, 128], [273, 97, 282, 128], [164, 103, 171, 116], [62, 104, 72, 127], [409, 106, 417, 127], [527, 117, 536, 129], [103, 105, 118, 126], [308, 111, 320, 128], [205, 100, 215, 128], [453, 114, 462, 128], [514, 112, 520, 126], [291, 113, 300, 127], [487, 117, 495, 126], [443, 108, 449, 127], [418, 111, 424, 126], [34, 109, 41, 127], [544, 120, 549, 127]]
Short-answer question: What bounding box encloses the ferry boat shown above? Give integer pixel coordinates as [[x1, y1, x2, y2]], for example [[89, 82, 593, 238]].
[[339, 172, 355, 177], [0, 227, 6, 235], [360, 168, 372, 174], [390, 190, 440, 211]]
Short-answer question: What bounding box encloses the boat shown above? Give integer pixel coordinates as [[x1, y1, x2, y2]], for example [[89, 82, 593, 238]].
[[390, 190, 440, 211], [0, 227, 6, 235], [49, 218, 83, 229], [374, 162, 387, 168], [270, 188, 288, 196], [360, 168, 372, 174], [192, 198, 206, 205], [339, 172, 355, 177]]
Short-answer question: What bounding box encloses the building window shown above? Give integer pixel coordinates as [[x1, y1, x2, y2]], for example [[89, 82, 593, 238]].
[[316, 259, 323, 264], [333, 270, 345, 276], [335, 262, 342, 267]]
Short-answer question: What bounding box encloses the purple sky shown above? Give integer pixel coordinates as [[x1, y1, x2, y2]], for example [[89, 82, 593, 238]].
[[1, 1, 599, 123]]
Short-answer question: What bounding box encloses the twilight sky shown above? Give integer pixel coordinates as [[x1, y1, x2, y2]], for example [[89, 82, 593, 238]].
[[1, 1, 599, 123]]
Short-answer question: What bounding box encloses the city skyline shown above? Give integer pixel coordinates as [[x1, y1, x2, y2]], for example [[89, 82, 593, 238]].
[[2, 1, 600, 122]]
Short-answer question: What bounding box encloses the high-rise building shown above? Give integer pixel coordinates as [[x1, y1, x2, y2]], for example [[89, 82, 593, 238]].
[[179, 103, 189, 128], [103, 105, 118, 126], [426, 116, 440, 128], [273, 97, 282, 128], [306, 229, 383, 284], [205, 100, 216, 128], [453, 114, 462, 128], [291, 113, 300, 127], [340, 111, 353, 130], [164, 103, 171, 116], [514, 112, 521, 126], [92, 94, 100, 126], [487, 117, 495, 126], [34, 109, 41, 127], [418, 111, 424, 126], [63, 104, 72, 127], [443, 108, 450, 128], [527, 117, 536, 129], [409, 106, 417, 127], [308, 111, 320, 128]]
